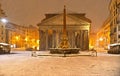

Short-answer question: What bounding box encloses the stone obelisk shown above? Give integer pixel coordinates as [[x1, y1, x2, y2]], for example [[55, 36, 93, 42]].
[[59, 5, 70, 48]]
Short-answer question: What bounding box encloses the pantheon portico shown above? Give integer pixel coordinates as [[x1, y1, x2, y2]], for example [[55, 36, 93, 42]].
[[38, 13, 91, 51]]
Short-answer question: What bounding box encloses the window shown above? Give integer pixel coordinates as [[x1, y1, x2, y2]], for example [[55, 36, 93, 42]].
[[116, 9, 118, 14], [119, 25, 120, 31], [114, 27, 116, 32], [119, 35, 120, 38], [1, 25, 3, 28], [117, 14, 120, 24], [1, 31, 3, 34], [1, 37, 3, 40]]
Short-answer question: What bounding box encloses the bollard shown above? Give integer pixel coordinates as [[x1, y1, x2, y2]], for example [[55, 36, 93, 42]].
[[31, 51, 37, 57], [90, 48, 97, 57]]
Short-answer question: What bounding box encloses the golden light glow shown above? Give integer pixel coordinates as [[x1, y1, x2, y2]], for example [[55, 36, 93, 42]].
[[15, 36, 20, 41], [48, 30, 53, 35], [37, 40, 39, 44], [31, 39, 35, 42], [25, 37, 28, 41], [32, 46, 35, 49], [99, 37, 103, 41], [37, 46, 39, 50], [9, 25, 39, 49]]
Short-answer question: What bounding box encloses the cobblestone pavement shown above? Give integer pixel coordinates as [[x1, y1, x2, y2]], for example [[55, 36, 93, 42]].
[[0, 51, 120, 76]]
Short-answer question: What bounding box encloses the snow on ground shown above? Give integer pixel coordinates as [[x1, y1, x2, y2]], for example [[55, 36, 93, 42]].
[[0, 51, 120, 76]]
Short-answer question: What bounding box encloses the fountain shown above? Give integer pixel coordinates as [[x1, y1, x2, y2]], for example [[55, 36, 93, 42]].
[[50, 6, 80, 54]]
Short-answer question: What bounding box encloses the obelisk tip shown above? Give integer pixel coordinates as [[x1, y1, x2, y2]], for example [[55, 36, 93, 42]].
[[64, 5, 66, 9]]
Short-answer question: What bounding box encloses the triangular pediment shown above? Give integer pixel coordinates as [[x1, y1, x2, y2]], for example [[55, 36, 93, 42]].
[[40, 14, 90, 26]]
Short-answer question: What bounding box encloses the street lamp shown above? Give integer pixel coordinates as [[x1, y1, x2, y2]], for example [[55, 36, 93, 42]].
[[15, 36, 19, 41], [0, 18, 8, 23], [99, 37, 103, 41], [15, 36, 20, 48]]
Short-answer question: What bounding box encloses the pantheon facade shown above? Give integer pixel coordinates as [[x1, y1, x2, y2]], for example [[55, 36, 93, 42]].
[[38, 13, 91, 51]]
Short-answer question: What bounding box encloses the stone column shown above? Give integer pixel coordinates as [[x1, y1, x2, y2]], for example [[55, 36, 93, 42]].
[[75, 31, 80, 48], [82, 30, 89, 50], [83, 30, 87, 50], [39, 30, 46, 51], [67, 30, 71, 47], [52, 30, 54, 48], [83, 30, 85, 50], [52, 30, 56, 48], [59, 29, 62, 45], [84, 30, 89, 50], [48, 32, 52, 49], [45, 30, 48, 50], [72, 31, 76, 48], [69, 30, 75, 48], [80, 30, 84, 50], [56, 30, 59, 48], [39, 30, 42, 50], [70, 31, 72, 48], [75, 31, 77, 48]]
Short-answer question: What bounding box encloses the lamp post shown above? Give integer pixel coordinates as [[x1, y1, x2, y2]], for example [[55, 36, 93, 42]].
[[15, 36, 20, 48], [99, 37, 104, 48], [25, 36, 29, 49]]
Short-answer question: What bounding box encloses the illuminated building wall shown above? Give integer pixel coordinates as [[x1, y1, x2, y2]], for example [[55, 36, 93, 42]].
[[97, 18, 110, 49], [24, 25, 39, 49], [38, 13, 91, 51], [0, 3, 6, 43], [0, 22, 6, 43], [109, 0, 120, 44], [5, 23, 39, 49], [89, 33, 97, 49]]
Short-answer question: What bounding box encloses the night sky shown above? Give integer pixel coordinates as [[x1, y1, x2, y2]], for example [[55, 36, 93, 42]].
[[0, 0, 110, 32]]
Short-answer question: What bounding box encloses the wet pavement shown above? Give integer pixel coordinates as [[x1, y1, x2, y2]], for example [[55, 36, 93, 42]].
[[0, 51, 120, 76]]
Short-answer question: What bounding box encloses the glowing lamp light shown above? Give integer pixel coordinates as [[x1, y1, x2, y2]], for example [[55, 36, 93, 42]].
[[0, 18, 8, 23], [37, 40, 39, 44], [99, 38, 103, 41], [15, 36, 20, 41], [25, 37, 28, 41], [37, 46, 39, 50]]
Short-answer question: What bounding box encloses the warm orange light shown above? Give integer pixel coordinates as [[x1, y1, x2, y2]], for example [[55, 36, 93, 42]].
[[25, 36, 29, 41], [25, 37, 28, 41], [32, 46, 35, 49], [37, 40, 39, 44], [99, 37, 103, 41], [31, 39, 35, 42], [48, 30, 53, 34], [15, 36, 20, 40]]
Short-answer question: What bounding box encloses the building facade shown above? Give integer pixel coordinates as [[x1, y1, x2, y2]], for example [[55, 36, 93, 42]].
[[109, 0, 120, 53], [0, 3, 6, 43], [97, 18, 110, 50], [0, 22, 6, 43], [38, 13, 91, 51], [5, 23, 39, 49], [109, 0, 120, 44], [89, 33, 97, 49]]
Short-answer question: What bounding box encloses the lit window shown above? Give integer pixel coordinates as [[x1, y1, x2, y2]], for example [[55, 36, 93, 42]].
[[1, 37, 3, 40]]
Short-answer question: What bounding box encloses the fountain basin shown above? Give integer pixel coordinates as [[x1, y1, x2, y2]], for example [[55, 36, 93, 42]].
[[49, 48, 80, 54]]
